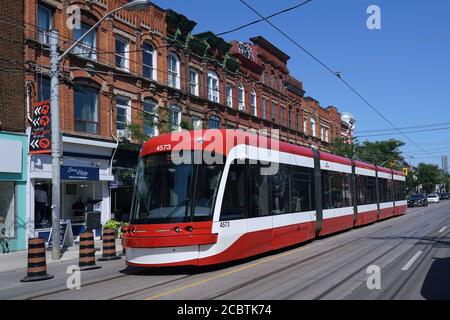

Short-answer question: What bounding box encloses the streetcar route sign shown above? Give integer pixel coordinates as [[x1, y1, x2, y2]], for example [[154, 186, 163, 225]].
[[29, 99, 52, 154]]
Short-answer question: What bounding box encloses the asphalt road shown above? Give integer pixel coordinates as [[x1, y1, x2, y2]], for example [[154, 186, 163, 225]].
[[1, 201, 449, 300]]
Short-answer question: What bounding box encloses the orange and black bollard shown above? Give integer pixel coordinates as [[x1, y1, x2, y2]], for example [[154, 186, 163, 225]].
[[99, 228, 121, 261], [21, 238, 54, 282], [78, 231, 101, 271]]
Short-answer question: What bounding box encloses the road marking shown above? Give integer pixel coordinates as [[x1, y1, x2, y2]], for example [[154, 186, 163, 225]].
[[401, 251, 423, 271], [144, 246, 306, 300], [439, 226, 447, 233]]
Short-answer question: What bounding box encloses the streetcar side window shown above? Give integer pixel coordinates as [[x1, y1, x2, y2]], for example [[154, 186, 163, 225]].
[[322, 171, 352, 209], [289, 166, 315, 212], [220, 164, 247, 220], [357, 175, 377, 205], [394, 180, 406, 201], [270, 163, 290, 215], [248, 163, 270, 217], [378, 178, 394, 203]]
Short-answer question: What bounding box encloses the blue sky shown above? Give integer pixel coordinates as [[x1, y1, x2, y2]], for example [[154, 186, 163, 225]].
[[156, 0, 450, 168]]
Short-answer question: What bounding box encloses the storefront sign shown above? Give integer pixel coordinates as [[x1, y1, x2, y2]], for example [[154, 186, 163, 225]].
[[29, 100, 52, 154], [108, 181, 119, 189], [61, 166, 99, 181]]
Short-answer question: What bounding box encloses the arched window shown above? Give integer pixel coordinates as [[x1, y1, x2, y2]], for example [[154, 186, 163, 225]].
[[169, 105, 181, 132], [226, 83, 233, 108], [143, 98, 158, 137], [250, 89, 257, 116], [207, 71, 219, 102], [310, 117, 316, 137], [208, 116, 220, 129], [143, 42, 157, 80], [167, 53, 180, 89], [238, 83, 245, 111]]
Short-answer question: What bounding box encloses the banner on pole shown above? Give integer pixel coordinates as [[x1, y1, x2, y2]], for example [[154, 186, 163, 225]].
[[29, 99, 52, 154]]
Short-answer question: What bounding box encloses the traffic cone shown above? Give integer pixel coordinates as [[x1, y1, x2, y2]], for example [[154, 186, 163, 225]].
[[21, 238, 54, 282], [98, 228, 121, 261], [78, 231, 101, 271]]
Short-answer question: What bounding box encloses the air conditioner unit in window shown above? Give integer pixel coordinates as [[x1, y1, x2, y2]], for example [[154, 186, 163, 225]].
[[117, 129, 131, 140]]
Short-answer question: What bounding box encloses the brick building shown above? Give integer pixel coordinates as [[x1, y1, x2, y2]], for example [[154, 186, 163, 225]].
[[0, 0, 354, 238]]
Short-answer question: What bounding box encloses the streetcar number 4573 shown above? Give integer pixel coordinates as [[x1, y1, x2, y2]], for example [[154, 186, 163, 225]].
[[156, 144, 171, 151]]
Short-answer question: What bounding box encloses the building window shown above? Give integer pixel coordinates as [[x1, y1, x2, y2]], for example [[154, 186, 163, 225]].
[[226, 84, 233, 108], [143, 43, 156, 80], [261, 69, 265, 84], [310, 117, 316, 137], [270, 70, 275, 88], [115, 37, 129, 70], [250, 89, 257, 116], [296, 111, 300, 131], [116, 96, 131, 139], [74, 84, 98, 134], [280, 105, 285, 126], [279, 75, 284, 92], [167, 53, 180, 89], [271, 101, 277, 122], [208, 116, 220, 129], [288, 108, 292, 129], [189, 68, 199, 96], [303, 118, 307, 133], [0, 182, 16, 238], [325, 128, 329, 142], [37, 5, 53, 45], [320, 127, 325, 141], [191, 116, 202, 130], [262, 97, 267, 120], [207, 71, 219, 103], [169, 105, 181, 132], [38, 76, 51, 101], [73, 23, 97, 60], [144, 98, 158, 137], [238, 83, 245, 111]]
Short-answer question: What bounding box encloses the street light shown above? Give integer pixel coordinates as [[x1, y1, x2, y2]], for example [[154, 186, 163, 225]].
[[49, 0, 151, 260]]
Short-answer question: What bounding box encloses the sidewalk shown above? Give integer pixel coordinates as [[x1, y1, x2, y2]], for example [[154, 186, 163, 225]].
[[0, 240, 123, 273]]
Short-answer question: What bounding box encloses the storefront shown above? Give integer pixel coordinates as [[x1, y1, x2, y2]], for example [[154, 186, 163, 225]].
[[28, 135, 117, 240], [0, 131, 28, 253]]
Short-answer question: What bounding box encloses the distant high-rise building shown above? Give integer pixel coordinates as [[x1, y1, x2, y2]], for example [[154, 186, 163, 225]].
[[442, 155, 448, 173]]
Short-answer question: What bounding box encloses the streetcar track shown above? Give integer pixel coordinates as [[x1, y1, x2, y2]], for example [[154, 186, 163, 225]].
[[207, 219, 430, 300]]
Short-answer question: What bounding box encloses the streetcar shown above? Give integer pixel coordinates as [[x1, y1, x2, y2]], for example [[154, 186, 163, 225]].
[[122, 129, 407, 267]]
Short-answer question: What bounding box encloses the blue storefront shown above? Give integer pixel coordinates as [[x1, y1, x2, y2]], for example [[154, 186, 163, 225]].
[[0, 131, 28, 253]]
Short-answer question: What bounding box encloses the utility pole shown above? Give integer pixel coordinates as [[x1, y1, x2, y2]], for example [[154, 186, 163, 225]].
[[50, 29, 61, 260]]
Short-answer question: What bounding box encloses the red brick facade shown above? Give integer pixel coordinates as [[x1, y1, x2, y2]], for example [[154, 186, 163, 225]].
[[2, 0, 352, 151]]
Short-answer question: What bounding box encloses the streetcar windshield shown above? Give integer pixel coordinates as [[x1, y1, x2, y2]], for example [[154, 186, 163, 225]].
[[130, 152, 224, 224]]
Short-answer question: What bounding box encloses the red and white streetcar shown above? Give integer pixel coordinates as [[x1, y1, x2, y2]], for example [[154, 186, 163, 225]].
[[122, 129, 407, 267]]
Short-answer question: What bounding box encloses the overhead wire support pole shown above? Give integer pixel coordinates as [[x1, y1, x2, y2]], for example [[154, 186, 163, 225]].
[[50, 29, 61, 260]]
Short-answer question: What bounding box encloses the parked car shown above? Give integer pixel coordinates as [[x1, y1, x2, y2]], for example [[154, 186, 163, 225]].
[[408, 194, 428, 207], [427, 193, 440, 203], [438, 192, 449, 200]]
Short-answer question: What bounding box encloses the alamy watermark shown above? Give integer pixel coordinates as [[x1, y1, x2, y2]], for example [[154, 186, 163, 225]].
[[66, 265, 81, 290], [367, 5, 382, 30], [366, 265, 381, 290]]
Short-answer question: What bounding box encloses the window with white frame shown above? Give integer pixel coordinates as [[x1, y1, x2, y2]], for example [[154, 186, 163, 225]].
[[74, 84, 98, 134], [115, 37, 129, 70], [321, 127, 325, 141], [167, 53, 180, 89], [116, 96, 131, 139], [250, 89, 257, 116], [238, 83, 245, 111], [303, 118, 307, 133], [73, 23, 97, 60], [37, 5, 53, 45], [270, 70, 275, 88], [261, 69, 265, 84], [191, 116, 202, 130], [226, 83, 233, 108], [262, 97, 267, 120], [143, 43, 156, 80], [207, 71, 219, 102], [169, 105, 181, 132], [189, 68, 199, 96], [310, 117, 316, 137], [325, 128, 329, 142], [143, 98, 158, 137], [208, 116, 220, 129]]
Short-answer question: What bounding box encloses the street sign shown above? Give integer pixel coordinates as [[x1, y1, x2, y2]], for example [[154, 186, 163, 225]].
[[29, 100, 52, 154]]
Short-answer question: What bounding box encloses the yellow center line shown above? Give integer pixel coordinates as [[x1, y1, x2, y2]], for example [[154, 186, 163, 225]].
[[144, 246, 306, 300]]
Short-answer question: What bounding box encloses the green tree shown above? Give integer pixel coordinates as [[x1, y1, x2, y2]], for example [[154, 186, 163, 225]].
[[416, 163, 441, 194]]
